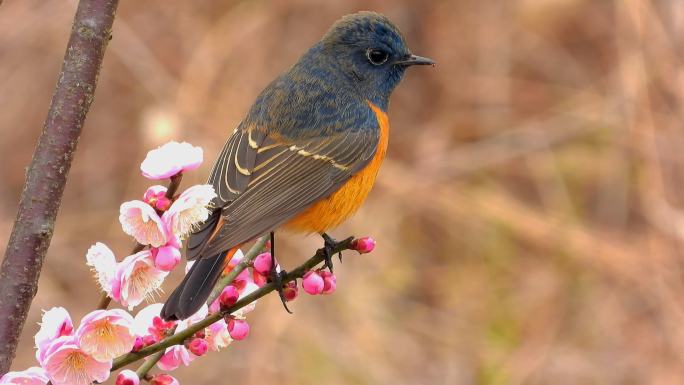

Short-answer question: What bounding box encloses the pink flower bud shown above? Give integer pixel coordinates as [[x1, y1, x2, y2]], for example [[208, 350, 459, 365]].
[[153, 245, 181, 271], [302, 270, 324, 295], [227, 319, 250, 340], [131, 336, 144, 352], [116, 370, 140, 385], [253, 252, 274, 276], [219, 285, 240, 309], [185, 337, 209, 357], [142, 334, 158, 347], [352, 237, 376, 254], [152, 316, 176, 334], [155, 196, 172, 211], [252, 270, 268, 287], [320, 270, 337, 295], [150, 374, 179, 385], [283, 281, 299, 301]]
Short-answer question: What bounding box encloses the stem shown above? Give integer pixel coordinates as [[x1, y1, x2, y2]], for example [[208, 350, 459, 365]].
[[0, 0, 119, 374], [135, 351, 164, 380], [206, 235, 269, 304], [96, 173, 184, 310], [111, 236, 355, 371]]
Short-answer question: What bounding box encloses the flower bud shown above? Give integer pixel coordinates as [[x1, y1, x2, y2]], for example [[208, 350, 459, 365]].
[[253, 252, 274, 276], [227, 318, 250, 340], [320, 270, 337, 295], [142, 334, 158, 347], [352, 237, 376, 254], [186, 337, 209, 357], [116, 370, 140, 385], [153, 245, 181, 271], [131, 336, 145, 352], [283, 281, 299, 301], [150, 374, 179, 385], [302, 270, 324, 295], [219, 285, 240, 309]]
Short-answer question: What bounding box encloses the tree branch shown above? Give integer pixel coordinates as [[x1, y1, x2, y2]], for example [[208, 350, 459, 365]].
[[111, 236, 355, 371], [0, 0, 119, 375]]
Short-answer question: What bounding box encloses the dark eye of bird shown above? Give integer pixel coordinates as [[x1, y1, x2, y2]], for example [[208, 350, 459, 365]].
[[366, 49, 389, 66]]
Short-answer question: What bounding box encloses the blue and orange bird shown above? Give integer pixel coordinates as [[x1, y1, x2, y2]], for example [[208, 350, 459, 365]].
[[161, 11, 434, 320]]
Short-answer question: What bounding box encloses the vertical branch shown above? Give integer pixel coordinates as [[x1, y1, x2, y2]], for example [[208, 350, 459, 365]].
[[0, 0, 119, 374]]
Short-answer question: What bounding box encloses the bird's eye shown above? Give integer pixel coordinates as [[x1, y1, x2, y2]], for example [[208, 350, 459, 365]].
[[366, 49, 389, 66]]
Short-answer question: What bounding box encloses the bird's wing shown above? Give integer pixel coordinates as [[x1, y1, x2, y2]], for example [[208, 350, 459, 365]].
[[197, 124, 379, 258]]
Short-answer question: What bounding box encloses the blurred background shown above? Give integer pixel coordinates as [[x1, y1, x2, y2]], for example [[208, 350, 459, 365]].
[[2, 0, 684, 384]]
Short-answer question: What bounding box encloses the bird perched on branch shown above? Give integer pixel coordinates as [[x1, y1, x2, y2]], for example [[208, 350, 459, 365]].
[[161, 11, 434, 321]]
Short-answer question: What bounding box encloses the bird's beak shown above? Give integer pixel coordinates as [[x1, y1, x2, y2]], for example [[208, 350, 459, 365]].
[[395, 54, 435, 67]]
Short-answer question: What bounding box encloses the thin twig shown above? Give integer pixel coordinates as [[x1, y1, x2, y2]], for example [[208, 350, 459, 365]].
[[0, 0, 119, 374], [135, 350, 164, 381], [96, 173, 184, 310], [111, 236, 355, 371], [207, 235, 269, 304]]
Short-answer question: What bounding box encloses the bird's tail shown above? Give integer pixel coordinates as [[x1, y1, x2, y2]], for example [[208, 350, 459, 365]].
[[161, 247, 239, 321]]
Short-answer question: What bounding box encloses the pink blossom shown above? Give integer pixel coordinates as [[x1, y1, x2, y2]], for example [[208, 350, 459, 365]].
[[115, 370, 140, 385], [320, 270, 337, 295], [235, 282, 260, 314], [34, 307, 73, 359], [132, 303, 165, 337], [85, 243, 117, 298], [352, 236, 376, 254], [218, 285, 240, 310], [119, 200, 167, 247], [204, 320, 232, 351], [157, 305, 208, 371], [114, 251, 169, 309], [150, 374, 180, 385], [302, 270, 324, 295], [162, 185, 216, 239], [252, 252, 274, 276], [185, 338, 208, 357], [227, 319, 250, 340], [141, 141, 203, 180], [144, 185, 172, 212], [153, 245, 181, 271], [41, 336, 111, 385], [76, 309, 136, 362], [157, 345, 193, 371], [0, 367, 48, 385], [283, 281, 299, 302]]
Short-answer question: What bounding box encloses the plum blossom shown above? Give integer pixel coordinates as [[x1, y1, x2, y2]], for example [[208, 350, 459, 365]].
[[140, 141, 203, 180], [85, 243, 117, 298], [157, 305, 208, 371], [114, 250, 169, 310], [120, 200, 167, 247], [226, 319, 249, 341], [41, 336, 111, 385], [152, 244, 181, 272], [144, 185, 171, 212], [352, 236, 376, 254], [0, 367, 48, 385], [320, 271, 337, 295], [162, 184, 216, 239], [302, 270, 324, 295], [115, 370, 140, 385], [76, 309, 136, 362], [150, 374, 180, 385], [34, 307, 72, 358], [204, 320, 232, 351], [252, 252, 274, 276]]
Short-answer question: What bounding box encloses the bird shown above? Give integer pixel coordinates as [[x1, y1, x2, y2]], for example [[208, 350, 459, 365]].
[[161, 11, 434, 321]]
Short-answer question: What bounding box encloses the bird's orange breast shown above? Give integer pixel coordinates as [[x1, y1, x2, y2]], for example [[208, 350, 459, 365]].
[[284, 101, 389, 233]]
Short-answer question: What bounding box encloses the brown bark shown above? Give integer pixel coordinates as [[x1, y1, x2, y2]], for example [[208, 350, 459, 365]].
[[0, 0, 119, 374]]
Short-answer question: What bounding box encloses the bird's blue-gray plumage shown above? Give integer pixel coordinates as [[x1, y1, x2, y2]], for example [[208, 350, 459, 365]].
[[162, 11, 427, 320]]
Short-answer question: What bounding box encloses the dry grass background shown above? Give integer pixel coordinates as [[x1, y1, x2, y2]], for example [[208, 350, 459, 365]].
[[2, 0, 684, 384]]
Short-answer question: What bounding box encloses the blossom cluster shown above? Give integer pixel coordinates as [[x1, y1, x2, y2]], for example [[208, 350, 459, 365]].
[[1, 141, 376, 385]]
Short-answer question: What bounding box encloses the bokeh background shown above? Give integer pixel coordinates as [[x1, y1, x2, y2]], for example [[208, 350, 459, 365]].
[[2, 0, 684, 384]]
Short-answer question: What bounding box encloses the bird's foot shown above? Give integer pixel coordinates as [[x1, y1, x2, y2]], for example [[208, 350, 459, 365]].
[[321, 233, 353, 272]]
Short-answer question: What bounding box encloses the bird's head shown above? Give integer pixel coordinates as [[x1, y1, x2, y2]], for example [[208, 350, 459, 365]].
[[320, 12, 434, 108]]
